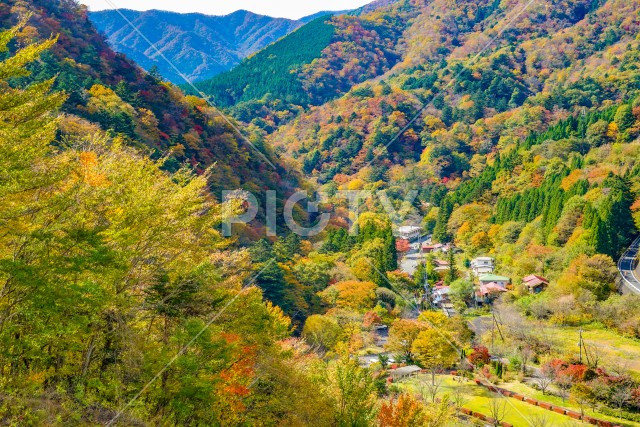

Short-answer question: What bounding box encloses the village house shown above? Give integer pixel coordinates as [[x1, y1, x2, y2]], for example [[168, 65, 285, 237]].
[[478, 274, 511, 288], [422, 242, 445, 253], [433, 284, 450, 306], [442, 243, 462, 253], [432, 259, 450, 276], [433, 259, 450, 268], [397, 225, 422, 240], [522, 274, 549, 293], [470, 256, 495, 275], [476, 282, 508, 304]]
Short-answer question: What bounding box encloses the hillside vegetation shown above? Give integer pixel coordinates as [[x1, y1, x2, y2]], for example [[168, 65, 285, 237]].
[[195, 4, 412, 132]]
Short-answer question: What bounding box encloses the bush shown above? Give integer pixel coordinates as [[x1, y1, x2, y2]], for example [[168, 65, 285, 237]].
[[598, 406, 640, 422], [508, 354, 523, 372]]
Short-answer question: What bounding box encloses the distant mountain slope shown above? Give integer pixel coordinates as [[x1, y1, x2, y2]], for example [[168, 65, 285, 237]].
[[89, 9, 304, 84], [195, 16, 337, 108], [89, 8, 352, 84], [194, 1, 409, 132], [299, 10, 350, 24], [266, 0, 640, 183], [0, 0, 291, 197]]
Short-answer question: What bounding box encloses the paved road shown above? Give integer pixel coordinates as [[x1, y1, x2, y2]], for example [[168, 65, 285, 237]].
[[618, 235, 640, 295], [399, 252, 423, 276], [398, 235, 431, 276]]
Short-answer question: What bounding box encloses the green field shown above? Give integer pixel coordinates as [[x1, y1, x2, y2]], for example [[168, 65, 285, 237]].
[[500, 381, 640, 427], [536, 323, 640, 378], [397, 374, 640, 427]]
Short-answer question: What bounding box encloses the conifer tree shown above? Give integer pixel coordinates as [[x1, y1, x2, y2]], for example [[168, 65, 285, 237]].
[[433, 197, 454, 243]]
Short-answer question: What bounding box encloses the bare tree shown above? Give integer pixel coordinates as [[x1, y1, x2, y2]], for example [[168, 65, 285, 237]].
[[529, 413, 550, 427], [420, 366, 444, 403], [486, 399, 508, 427], [590, 379, 611, 411], [555, 374, 572, 403], [534, 370, 554, 395], [583, 342, 600, 368], [609, 360, 630, 377], [518, 345, 533, 374], [452, 376, 468, 414], [611, 385, 632, 420]]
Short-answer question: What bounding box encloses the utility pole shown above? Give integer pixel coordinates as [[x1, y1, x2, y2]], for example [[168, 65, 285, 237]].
[[490, 309, 505, 354], [579, 329, 583, 364], [491, 309, 497, 352]]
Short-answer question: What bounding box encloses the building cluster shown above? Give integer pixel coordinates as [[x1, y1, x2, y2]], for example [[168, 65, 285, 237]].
[[393, 226, 550, 317], [431, 254, 549, 315]]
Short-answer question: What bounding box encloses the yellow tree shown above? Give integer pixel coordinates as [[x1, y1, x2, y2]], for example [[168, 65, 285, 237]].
[[411, 329, 459, 369], [319, 280, 377, 311], [386, 319, 430, 362]]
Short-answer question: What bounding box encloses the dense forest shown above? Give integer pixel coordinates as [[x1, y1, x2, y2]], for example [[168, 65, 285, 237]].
[[194, 7, 410, 133]]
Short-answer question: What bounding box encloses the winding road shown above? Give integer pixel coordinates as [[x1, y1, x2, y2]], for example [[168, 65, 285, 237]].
[[618, 235, 640, 295]]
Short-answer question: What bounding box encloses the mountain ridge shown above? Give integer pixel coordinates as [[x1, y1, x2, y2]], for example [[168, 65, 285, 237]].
[[0, 0, 292, 199], [90, 8, 346, 84]]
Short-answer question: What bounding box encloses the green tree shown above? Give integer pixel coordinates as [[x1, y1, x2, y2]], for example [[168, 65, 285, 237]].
[[414, 262, 428, 289], [274, 233, 302, 261], [586, 119, 609, 147], [446, 249, 457, 285], [303, 315, 342, 351], [433, 197, 454, 243], [614, 104, 634, 132], [330, 357, 377, 427], [449, 279, 474, 313]]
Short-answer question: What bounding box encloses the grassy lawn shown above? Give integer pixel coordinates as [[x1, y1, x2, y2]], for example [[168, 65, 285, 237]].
[[536, 323, 640, 378], [500, 381, 640, 427], [396, 374, 640, 427]]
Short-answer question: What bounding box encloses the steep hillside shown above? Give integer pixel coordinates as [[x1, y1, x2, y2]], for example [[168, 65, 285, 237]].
[[0, 16, 340, 426], [268, 0, 640, 186], [194, 0, 640, 260], [90, 9, 304, 84], [0, 0, 290, 197], [3, 0, 640, 425], [196, 16, 337, 109], [195, 1, 412, 132]]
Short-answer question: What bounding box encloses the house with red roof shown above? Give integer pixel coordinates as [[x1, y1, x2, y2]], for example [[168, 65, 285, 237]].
[[422, 243, 444, 253], [476, 282, 508, 304], [522, 274, 549, 294]]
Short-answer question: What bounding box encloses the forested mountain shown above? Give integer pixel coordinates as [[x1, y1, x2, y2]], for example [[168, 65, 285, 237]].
[[195, 2, 411, 132], [249, 0, 640, 262], [270, 0, 640, 184], [203, 0, 640, 348], [0, 0, 290, 198], [90, 9, 321, 84], [0, 3, 464, 425]]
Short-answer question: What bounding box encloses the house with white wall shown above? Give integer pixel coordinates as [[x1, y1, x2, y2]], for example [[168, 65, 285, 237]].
[[471, 256, 495, 275]]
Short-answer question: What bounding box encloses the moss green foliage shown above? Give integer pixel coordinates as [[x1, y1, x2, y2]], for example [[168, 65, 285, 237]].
[[195, 16, 336, 108]]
